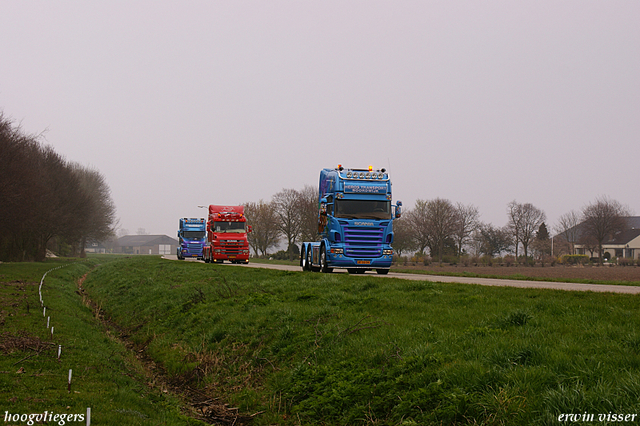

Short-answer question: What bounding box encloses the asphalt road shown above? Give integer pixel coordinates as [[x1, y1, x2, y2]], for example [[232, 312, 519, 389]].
[[163, 255, 640, 294]]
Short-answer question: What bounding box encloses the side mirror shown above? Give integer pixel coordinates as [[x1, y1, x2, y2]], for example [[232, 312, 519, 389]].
[[320, 200, 327, 216], [395, 201, 402, 219], [247, 225, 253, 233]]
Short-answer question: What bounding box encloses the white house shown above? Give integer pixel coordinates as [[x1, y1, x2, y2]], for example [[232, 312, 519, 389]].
[[574, 217, 640, 260]]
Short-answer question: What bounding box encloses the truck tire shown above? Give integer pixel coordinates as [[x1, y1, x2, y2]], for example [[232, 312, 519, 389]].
[[320, 246, 333, 273], [376, 269, 389, 275], [305, 246, 313, 271]]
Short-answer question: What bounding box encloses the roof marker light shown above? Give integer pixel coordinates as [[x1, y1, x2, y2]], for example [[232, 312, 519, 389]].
[[369, 165, 373, 172]]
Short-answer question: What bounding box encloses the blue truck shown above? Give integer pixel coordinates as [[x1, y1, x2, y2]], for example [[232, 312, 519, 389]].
[[177, 218, 206, 260], [300, 165, 402, 274]]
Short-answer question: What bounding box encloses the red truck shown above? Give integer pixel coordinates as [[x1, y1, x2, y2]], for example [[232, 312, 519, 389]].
[[203, 205, 251, 264]]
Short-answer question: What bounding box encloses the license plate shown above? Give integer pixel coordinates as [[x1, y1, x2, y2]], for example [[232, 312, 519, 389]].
[[228, 255, 236, 259], [357, 260, 371, 265]]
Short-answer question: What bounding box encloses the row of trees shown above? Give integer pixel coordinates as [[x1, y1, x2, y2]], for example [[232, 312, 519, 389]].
[[244, 186, 317, 258], [242, 182, 631, 265], [389, 196, 630, 264], [0, 114, 117, 261]]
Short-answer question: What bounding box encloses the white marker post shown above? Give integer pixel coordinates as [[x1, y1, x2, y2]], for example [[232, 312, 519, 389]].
[[51, 326, 54, 340], [47, 316, 50, 329], [57, 345, 62, 360], [68, 369, 72, 393], [86, 408, 91, 426], [43, 307, 46, 317]]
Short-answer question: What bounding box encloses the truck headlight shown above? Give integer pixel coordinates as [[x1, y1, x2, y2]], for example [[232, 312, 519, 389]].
[[331, 248, 343, 254], [383, 249, 393, 255]]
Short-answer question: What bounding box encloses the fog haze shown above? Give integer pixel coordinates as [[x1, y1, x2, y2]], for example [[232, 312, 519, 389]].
[[2, 1, 638, 238]]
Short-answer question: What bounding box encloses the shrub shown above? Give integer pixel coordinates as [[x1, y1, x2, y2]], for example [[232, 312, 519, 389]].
[[441, 255, 458, 265], [560, 254, 589, 265], [271, 250, 289, 260], [480, 255, 493, 266], [503, 255, 515, 266], [619, 258, 634, 267]]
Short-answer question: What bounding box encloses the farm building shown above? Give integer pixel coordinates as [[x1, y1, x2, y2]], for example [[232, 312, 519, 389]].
[[114, 235, 178, 255], [574, 217, 640, 260]]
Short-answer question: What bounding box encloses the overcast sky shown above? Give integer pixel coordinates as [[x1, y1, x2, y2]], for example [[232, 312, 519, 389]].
[[2, 1, 639, 239]]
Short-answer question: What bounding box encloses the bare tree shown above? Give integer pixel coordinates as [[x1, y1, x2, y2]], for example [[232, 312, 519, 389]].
[[419, 198, 458, 263], [519, 203, 546, 261], [34, 145, 90, 261], [581, 196, 631, 264], [474, 223, 513, 257], [390, 215, 416, 256], [452, 203, 479, 258], [244, 200, 280, 256], [405, 199, 431, 255], [506, 201, 523, 259], [70, 163, 117, 256], [0, 115, 41, 260], [273, 188, 302, 260], [554, 210, 581, 255], [298, 185, 319, 244], [507, 201, 546, 262]]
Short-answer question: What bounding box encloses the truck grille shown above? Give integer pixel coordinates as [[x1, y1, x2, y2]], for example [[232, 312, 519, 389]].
[[342, 225, 384, 257], [221, 240, 243, 255]]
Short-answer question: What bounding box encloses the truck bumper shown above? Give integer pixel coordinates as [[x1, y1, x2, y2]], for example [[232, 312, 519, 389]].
[[213, 253, 249, 262], [181, 249, 204, 258], [327, 254, 393, 269]]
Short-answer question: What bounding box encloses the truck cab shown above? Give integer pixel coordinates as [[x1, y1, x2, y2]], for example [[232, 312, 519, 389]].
[[203, 205, 251, 264], [177, 218, 206, 260], [301, 165, 401, 274]]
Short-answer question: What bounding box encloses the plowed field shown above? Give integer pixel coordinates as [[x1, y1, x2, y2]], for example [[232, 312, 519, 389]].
[[396, 264, 640, 283]]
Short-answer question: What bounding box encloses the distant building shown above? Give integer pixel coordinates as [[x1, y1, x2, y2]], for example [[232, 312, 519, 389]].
[[84, 240, 111, 254], [114, 235, 179, 255], [573, 217, 640, 260]]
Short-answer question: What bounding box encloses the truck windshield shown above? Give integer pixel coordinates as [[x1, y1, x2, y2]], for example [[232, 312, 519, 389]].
[[213, 221, 246, 233], [183, 231, 205, 239], [334, 200, 391, 220]]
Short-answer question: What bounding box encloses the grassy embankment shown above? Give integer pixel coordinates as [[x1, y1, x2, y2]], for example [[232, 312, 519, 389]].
[[77, 256, 640, 425], [0, 256, 205, 425]]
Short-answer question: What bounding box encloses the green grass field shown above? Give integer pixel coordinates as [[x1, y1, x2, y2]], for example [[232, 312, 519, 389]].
[[0, 257, 205, 425], [4, 256, 640, 425]]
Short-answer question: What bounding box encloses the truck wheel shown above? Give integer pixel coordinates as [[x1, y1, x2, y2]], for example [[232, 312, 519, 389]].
[[376, 269, 389, 275], [320, 246, 333, 273], [306, 247, 314, 271], [300, 246, 307, 271]]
